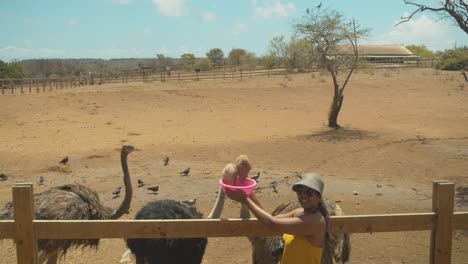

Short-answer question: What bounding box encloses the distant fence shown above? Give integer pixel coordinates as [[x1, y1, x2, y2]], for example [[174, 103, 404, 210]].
[[0, 59, 437, 95], [0, 68, 288, 95], [0, 181, 467, 263]]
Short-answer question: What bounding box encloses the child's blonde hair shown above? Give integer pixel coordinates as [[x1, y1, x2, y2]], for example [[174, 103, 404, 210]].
[[235, 155, 251, 170], [222, 163, 238, 178]]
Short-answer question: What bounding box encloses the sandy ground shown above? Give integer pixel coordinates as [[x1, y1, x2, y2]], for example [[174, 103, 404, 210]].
[[0, 68, 467, 263]]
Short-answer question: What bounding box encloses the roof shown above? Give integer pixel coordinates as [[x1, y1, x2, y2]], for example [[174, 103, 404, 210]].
[[335, 45, 414, 56]]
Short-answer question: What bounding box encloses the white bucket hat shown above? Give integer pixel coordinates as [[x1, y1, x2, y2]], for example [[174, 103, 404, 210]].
[[292, 173, 324, 196]]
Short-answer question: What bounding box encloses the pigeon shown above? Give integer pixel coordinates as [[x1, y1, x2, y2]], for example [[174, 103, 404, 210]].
[[180, 168, 190, 176], [163, 156, 169, 166], [112, 187, 122, 198], [182, 198, 197, 207], [147, 185, 159, 193], [137, 178, 145, 187], [38, 176, 45, 185], [59, 156, 69, 165], [271, 181, 278, 193], [250, 172, 261, 181], [0, 173, 7, 181]]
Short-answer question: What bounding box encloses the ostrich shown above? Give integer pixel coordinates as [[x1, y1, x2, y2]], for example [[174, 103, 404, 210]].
[[125, 200, 208, 264], [121, 168, 230, 264], [0, 145, 136, 264]]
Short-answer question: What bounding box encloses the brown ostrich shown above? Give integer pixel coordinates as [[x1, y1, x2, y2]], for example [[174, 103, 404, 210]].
[[240, 200, 350, 264], [0, 145, 136, 264]]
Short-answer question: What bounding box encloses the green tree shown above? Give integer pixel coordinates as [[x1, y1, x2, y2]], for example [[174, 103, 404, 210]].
[[436, 47, 468, 70], [0, 60, 26, 78], [239, 52, 257, 70], [283, 37, 315, 70], [206, 48, 224, 65], [197, 58, 213, 71], [268, 35, 286, 66], [406, 45, 435, 58], [181, 53, 196, 70], [295, 8, 369, 128], [262, 53, 278, 69], [228, 49, 247, 66]]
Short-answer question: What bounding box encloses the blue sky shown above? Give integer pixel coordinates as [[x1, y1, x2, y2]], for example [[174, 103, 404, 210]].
[[0, 0, 466, 61]]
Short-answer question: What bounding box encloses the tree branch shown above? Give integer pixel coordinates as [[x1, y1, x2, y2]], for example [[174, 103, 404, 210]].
[[396, 0, 468, 34]]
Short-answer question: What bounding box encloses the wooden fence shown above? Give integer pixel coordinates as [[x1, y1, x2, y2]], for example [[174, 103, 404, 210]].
[[0, 68, 288, 95], [0, 59, 437, 95], [0, 181, 467, 263]]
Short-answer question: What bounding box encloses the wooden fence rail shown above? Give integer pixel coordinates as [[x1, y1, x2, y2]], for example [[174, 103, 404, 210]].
[[0, 182, 466, 263], [1, 60, 435, 95]]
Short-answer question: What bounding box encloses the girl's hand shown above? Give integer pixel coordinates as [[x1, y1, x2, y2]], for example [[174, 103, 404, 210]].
[[225, 188, 248, 204]]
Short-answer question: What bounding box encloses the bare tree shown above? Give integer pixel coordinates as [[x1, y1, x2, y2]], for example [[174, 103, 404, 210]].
[[294, 9, 369, 128], [396, 1, 467, 33]]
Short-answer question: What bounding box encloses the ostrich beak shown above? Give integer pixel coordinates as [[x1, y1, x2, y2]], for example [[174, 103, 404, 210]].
[[134, 148, 142, 151]]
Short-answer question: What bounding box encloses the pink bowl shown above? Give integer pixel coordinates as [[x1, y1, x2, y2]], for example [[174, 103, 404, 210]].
[[219, 177, 257, 195]]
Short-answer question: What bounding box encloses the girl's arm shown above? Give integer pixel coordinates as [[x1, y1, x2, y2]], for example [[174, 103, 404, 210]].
[[226, 189, 324, 236]]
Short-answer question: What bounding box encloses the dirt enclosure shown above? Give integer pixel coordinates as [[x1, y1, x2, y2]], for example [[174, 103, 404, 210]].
[[0, 68, 467, 263]]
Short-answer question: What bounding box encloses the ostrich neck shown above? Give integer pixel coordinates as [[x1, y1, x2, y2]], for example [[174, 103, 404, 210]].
[[110, 151, 133, 219], [240, 203, 250, 219], [207, 186, 225, 219]]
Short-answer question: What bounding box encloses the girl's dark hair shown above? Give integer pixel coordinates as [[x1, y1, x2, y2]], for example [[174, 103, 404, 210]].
[[319, 199, 334, 263]]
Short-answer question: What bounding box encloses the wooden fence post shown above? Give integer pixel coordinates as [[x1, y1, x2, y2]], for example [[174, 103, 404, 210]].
[[13, 183, 38, 264], [11, 79, 14, 94], [28, 80, 32, 93], [20, 80, 24, 93], [1, 80, 4, 95], [430, 181, 454, 264]]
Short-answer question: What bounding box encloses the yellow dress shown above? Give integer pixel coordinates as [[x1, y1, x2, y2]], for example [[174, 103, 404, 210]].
[[278, 233, 323, 264]]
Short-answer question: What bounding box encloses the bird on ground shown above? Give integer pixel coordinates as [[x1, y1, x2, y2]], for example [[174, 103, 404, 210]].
[[147, 185, 159, 193], [137, 178, 145, 187], [38, 176, 45, 185], [316, 2, 322, 9], [250, 172, 261, 181], [0, 173, 7, 181], [270, 181, 278, 193], [306, 8, 309, 14], [112, 186, 122, 199], [180, 168, 190, 176], [182, 198, 197, 207], [163, 156, 169, 166], [59, 156, 69, 165]]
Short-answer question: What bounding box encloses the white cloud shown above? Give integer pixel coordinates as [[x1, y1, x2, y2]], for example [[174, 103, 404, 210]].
[[112, 0, 132, 4], [233, 23, 249, 35], [0, 46, 67, 60], [253, 0, 296, 19], [152, 0, 189, 17], [199, 11, 216, 22], [364, 15, 464, 52], [143, 28, 152, 35], [87, 48, 145, 57], [23, 17, 41, 25], [69, 19, 79, 27]]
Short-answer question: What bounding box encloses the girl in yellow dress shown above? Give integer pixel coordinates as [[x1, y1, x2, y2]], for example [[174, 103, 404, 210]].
[[225, 172, 328, 264]]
